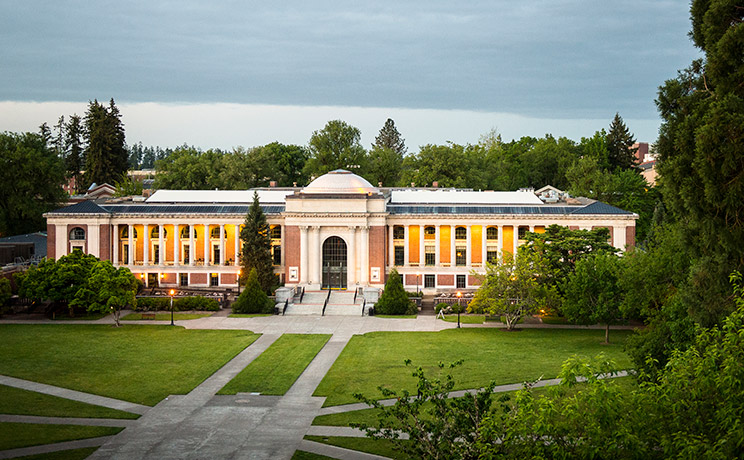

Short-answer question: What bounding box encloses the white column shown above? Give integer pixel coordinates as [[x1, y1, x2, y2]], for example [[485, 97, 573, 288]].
[[361, 226, 369, 285], [513, 225, 518, 256], [348, 226, 357, 287], [497, 225, 503, 258], [88, 225, 100, 257], [312, 226, 321, 285], [419, 225, 424, 267], [173, 224, 180, 267], [113, 225, 119, 265], [529, 224, 535, 232], [279, 225, 285, 267], [203, 224, 210, 266], [300, 226, 308, 284], [128, 225, 134, 265], [403, 225, 409, 266], [158, 224, 164, 265], [466, 225, 472, 267], [234, 224, 240, 266], [143, 224, 149, 266], [388, 225, 394, 267], [435, 225, 440, 266], [189, 225, 195, 267], [59, 224, 68, 257], [219, 224, 225, 265]]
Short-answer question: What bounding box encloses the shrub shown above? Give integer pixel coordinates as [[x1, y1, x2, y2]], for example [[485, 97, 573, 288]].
[[175, 296, 220, 311], [0, 278, 11, 307], [435, 302, 451, 314], [134, 297, 169, 311], [232, 268, 274, 314], [376, 269, 416, 315]]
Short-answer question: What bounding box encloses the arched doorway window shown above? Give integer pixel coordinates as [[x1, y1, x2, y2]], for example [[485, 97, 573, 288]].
[[322, 236, 347, 290]]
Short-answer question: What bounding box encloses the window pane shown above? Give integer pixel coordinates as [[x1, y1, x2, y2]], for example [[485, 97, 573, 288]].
[[394, 246, 404, 266], [455, 227, 466, 240], [273, 246, 281, 265], [425, 246, 435, 266], [424, 274, 435, 288], [486, 227, 498, 240], [457, 274, 466, 288], [456, 246, 466, 266], [393, 226, 404, 240]]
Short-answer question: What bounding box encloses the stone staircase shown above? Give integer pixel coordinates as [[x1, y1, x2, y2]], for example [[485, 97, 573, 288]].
[[283, 290, 363, 316]]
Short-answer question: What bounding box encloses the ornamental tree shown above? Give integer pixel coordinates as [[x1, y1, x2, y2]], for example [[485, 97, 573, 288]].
[[71, 261, 137, 326], [231, 268, 273, 314], [376, 268, 415, 315]]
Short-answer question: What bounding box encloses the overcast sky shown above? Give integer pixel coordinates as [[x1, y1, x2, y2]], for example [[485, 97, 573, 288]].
[[0, 1, 700, 150]]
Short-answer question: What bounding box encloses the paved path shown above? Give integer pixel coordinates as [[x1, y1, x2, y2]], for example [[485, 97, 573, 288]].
[[0, 436, 117, 460], [0, 313, 637, 459]]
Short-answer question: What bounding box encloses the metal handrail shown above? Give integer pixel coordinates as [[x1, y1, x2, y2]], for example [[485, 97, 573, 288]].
[[353, 288, 357, 304], [361, 298, 366, 316], [321, 289, 331, 316], [300, 286, 305, 303], [282, 298, 288, 316]]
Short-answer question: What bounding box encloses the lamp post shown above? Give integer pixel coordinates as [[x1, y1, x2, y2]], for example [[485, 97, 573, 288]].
[[169, 289, 175, 326], [456, 291, 462, 329]]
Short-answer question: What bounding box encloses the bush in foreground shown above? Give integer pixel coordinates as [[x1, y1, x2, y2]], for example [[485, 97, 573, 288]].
[[232, 268, 274, 314], [376, 269, 416, 315]]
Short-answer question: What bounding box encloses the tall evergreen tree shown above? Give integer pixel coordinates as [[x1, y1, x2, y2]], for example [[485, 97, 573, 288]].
[[64, 115, 85, 193], [367, 119, 407, 186], [605, 113, 637, 170], [240, 192, 277, 294], [83, 98, 128, 188], [372, 118, 407, 156]]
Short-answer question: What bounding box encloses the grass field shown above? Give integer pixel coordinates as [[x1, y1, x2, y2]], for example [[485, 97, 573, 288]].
[[0, 385, 139, 419], [120, 313, 212, 321], [291, 450, 335, 460], [219, 334, 331, 395], [441, 314, 485, 324], [0, 423, 122, 451], [14, 447, 99, 460], [304, 435, 413, 460], [0, 324, 259, 406], [314, 328, 632, 406]]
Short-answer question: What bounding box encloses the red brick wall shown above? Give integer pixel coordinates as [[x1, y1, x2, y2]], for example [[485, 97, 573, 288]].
[[99, 224, 111, 260], [404, 274, 419, 286], [626, 226, 636, 248], [437, 274, 454, 286], [161, 273, 176, 284], [569, 225, 579, 230], [369, 226, 385, 281], [191, 273, 208, 285], [221, 273, 237, 285], [47, 224, 56, 260], [284, 226, 300, 281], [468, 274, 483, 286]]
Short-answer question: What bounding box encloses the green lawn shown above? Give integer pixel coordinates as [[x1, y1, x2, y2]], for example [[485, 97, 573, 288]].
[[314, 328, 632, 406], [52, 312, 108, 321], [219, 334, 331, 395], [375, 315, 417, 319], [15, 447, 99, 460], [0, 385, 139, 419], [120, 313, 212, 321], [291, 450, 336, 460], [441, 314, 485, 324], [0, 324, 259, 406], [304, 435, 413, 460], [0, 422, 122, 451]]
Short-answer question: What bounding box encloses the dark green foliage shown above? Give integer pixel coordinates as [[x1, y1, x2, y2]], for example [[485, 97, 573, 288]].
[[135, 296, 220, 312], [563, 253, 624, 343], [71, 261, 137, 326], [304, 120, 367, 178], [20, 251, 100, 309], [0, 278, 11, 308], [232, 268, 274, 314], [400, 143, 471, 188], [240, 192, 277, 294], [0, 131, 66, 236], [367, 119, 406, 186], [83, 99, 128, 189], [605, 112, 637, 170], [375, 269, 416, 315], [133, 297, 170, 311], [64, 115, 85, 193], [654, 0, 744, 326]]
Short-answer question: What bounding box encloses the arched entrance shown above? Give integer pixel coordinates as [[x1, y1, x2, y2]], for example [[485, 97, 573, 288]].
[[322, 236, 347, 290]]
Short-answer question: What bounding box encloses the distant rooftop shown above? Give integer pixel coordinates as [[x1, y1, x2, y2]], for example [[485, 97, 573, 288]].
[[147, 189, 295, 204], [390, 189, 543, 205]]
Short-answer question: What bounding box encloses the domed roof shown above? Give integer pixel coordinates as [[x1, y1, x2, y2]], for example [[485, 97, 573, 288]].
[[303, 169, 379, 194]]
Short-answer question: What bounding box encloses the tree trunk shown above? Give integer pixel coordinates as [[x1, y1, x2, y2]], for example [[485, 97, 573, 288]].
[[605, 323, 610, 344]]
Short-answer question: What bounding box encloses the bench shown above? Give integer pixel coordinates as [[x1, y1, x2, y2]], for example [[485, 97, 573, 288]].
[[141, 312, 156, 320]]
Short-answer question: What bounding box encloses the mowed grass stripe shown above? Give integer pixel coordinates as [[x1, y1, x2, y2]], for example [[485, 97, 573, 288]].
[[0, 385, 139, 419], [314, 328, 632, 406], [0, 422, 122, 451], [0, 325, 259, 406], [219, 334, 331, 395]]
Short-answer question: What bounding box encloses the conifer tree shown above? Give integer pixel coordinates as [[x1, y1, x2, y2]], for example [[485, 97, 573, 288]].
[[368, 118, 407, 186], [376, 268, 415, 315], [372, 118, 407, 156], [64, 115, 85, 193], [231, 268, 273, 314], [83, 98, 128, 188], [240, 192, 277, 294], [605, 113, 637, 170]]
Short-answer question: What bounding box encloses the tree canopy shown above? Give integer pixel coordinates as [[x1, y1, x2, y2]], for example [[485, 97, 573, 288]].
[[240, 192, 276, 294], [304, 120, 367, 179], [83, 98, 128, 188]]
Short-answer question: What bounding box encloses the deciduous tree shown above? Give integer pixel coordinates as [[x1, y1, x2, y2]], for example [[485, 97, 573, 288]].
[[304, 120, 367, 178]]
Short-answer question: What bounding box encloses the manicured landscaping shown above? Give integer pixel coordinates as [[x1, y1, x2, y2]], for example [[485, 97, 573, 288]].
[[0, 385, 139, 419], [219, 334, 331, 395], [0, 422, 122, 451], [314, 328, 632, 406], [304, 435, 413, 460], [51, 312, 108, 321], [375, 315, 417, 319], [15, 447, 99, 460], [441, 314, 485, 324], [120, 312, 213, 321], [540, 315, 571, 325], [0, 324, 259, 406]]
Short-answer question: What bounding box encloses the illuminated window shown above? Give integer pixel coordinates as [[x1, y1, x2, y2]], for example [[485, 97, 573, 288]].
[[455, 226, 466, 240], [456, 245, 466, 266], [486, 227, 498, 240], [270, 225, 282, 239], [151, 226, 167, 239], [425, 246, 435, 266], [120, 227, 137, 239], [393, 225, 404, 240], [210, 273, 219, 286], [210, 227, 221, 239], [180, 226, 197, 239], [424, 226, 435, 239]]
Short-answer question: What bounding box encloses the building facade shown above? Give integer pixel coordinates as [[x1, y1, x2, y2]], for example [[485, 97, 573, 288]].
[[45, 170, 637, 292]]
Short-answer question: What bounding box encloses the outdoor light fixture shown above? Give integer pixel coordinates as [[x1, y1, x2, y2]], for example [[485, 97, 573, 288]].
[[456, 291, 462, 329], [169, 289, 175, 326]]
